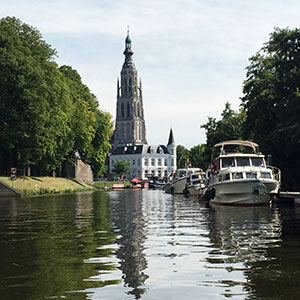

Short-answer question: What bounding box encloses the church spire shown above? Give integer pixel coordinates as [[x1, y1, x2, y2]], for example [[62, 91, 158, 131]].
[[123, 27, 134, 68], [112, 30, 147, 149], [167, 128, 175, 145]]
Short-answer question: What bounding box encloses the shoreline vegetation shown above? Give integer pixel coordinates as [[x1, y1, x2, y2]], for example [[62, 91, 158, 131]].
[[0, 177, 131, 197]]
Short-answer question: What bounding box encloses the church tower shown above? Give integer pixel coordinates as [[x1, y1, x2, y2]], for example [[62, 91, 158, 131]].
[[112, 31, 147, 149]]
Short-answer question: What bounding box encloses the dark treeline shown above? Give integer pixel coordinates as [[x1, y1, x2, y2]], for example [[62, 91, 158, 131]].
[[178, 28, 300, 191], [0, 17, 112, 177]]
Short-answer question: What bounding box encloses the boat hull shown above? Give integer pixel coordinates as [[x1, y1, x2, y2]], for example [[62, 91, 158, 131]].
[[173, 177, 188, 194], [210, 179, 277, 205]]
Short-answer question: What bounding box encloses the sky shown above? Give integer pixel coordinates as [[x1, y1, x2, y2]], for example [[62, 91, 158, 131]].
[[1, 0, 300, 149]]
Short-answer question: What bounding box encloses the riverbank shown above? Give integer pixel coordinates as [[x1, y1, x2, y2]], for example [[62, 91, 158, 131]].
[[0, 177, 135, 197], [0, 176, 94, 197], [93, 180, 132, 190]]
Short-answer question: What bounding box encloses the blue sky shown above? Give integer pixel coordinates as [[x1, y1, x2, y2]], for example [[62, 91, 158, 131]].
[[1, 0, 300, 148]]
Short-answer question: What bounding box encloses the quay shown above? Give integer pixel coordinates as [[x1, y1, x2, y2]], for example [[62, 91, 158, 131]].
[[277, 191, 300, 204], [0, 180, 21, 197]]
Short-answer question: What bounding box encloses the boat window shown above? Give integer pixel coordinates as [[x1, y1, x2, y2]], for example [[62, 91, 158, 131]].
[[217, 175, 222, 182], [193, 179, 201, 185], [191, 174, 199, 179], [232, 172, 243, 179], [221, 157, 235, 168], [261, 172, 272, 179], [224, 173, 230, 181], [251, 157, 265, 167], [236, 157, 250, 166], [246, 172, 257, 179]]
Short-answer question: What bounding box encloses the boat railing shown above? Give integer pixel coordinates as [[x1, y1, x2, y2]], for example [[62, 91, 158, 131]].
[[268, 166, 281, 183]]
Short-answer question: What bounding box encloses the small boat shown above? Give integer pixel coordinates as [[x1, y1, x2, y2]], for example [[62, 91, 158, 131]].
[[165, 167, 205, 195], [148, 177, 165, 189], [204, 140, 281, 205]]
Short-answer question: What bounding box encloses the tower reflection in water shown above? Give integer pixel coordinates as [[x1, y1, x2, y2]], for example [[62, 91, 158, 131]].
[[110, 189, 149, 298]]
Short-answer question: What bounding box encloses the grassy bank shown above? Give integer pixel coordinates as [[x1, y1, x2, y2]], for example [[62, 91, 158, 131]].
[[0, 176, 94, 197], [93, 180, 132, 190]]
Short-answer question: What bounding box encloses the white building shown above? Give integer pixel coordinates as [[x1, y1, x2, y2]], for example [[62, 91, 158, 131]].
[[110, 130, 176, 179], [109, 32, 176, 179]]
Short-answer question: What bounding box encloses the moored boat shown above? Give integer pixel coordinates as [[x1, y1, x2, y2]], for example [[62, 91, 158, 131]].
[[148, 177, 165, 189], [165, 167, 205, 195], [204, 140, 281, 205]]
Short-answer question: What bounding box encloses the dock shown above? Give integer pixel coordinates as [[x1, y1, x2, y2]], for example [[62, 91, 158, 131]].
[[277, 191, 300, 204]]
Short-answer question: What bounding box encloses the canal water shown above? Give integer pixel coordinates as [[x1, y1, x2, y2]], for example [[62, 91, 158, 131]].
[[1, 189, 300, 300]]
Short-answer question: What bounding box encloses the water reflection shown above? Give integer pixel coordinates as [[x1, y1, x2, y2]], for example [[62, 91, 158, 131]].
[[110, 190, 148, 298], [1, 191, 300, 299]]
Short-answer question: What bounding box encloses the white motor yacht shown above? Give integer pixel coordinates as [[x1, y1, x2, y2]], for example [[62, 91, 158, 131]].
[[205, 140, 281, 205]]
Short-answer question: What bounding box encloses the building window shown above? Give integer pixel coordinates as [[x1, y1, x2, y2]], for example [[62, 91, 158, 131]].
[[164, 159, 167, 166], [158, 158, 161, 166], [171, 159, 174, 166], [138, 159, 140, 166], [151, 159, 155, 166], [132, 159, 135, 165], [144, 158, 148, 166]]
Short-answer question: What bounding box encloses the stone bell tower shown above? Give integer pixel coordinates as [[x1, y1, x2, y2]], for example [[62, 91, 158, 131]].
[[112, 30, 147, 149]]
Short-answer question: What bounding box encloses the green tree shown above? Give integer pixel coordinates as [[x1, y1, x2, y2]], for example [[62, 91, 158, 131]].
[[0, 17, 112, 177], [189, 144, 207, 169], [59, 65, 97, 161], [112, 160, 130, 177], [176, 145, 190, 168], [0, 17, 73, 174], [90, 110, 113, 176], [201, 102, 245, 159], [59, 65, 113, 176], [241, 27, 300, 190]]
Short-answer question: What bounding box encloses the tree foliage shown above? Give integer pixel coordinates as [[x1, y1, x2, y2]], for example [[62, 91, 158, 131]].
[[0, 17, 112, 177], [201, 102, 246, 160], [176, 144, 207, 169], [190, 144, 207, 168], [176, 145, 190, 168], [112, 160, 130, 177], [241, 27, 300, 190]]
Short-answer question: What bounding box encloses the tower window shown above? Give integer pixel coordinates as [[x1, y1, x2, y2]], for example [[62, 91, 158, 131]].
[[121, 103, 124, 117], [127, 102, 130, 117]]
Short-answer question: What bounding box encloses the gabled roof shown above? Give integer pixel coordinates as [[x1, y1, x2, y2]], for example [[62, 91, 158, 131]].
[[111, 145, 170, 156]]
